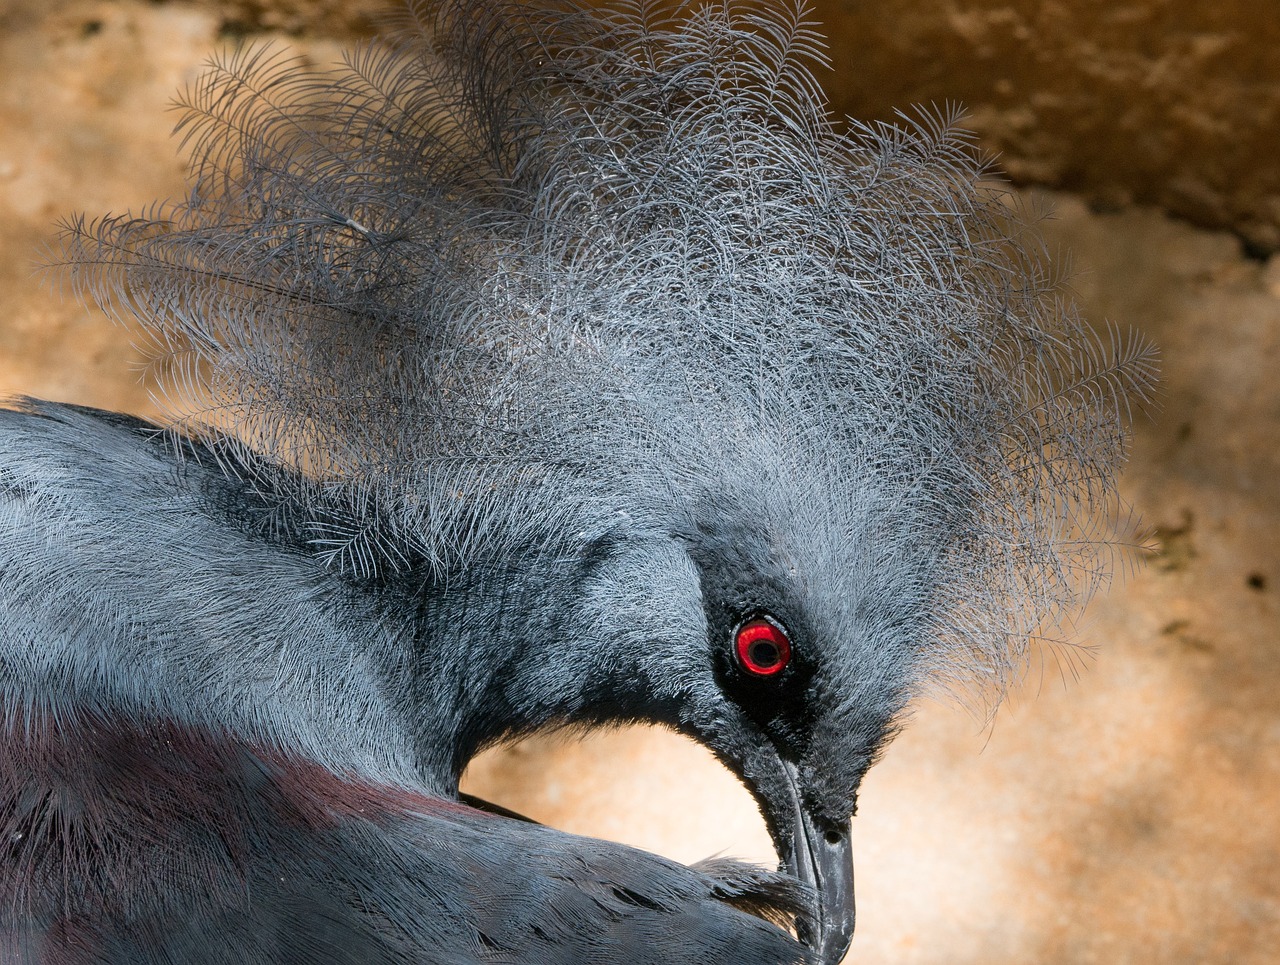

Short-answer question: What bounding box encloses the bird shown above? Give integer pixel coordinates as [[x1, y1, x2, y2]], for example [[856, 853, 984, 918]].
[[0, 0, 1155, 962]]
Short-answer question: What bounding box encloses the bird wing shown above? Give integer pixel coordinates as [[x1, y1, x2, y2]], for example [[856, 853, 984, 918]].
[[3, 683, 808, 964]]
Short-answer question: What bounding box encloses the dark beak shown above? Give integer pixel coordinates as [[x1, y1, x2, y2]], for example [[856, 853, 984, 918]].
[[778, 761, 855, 965]]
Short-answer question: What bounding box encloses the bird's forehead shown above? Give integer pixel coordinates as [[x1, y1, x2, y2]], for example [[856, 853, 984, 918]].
[[709, 477, 929, 677], [690, 465, 921, 608]]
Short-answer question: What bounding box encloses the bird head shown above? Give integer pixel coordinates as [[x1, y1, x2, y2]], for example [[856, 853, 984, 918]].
[[60, 1, 1154, 962], [429, 421, 1001, 963]]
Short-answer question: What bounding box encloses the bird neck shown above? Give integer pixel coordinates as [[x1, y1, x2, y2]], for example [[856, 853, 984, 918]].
[[397, 559, 588, 791], [395, 531, 706, 794]]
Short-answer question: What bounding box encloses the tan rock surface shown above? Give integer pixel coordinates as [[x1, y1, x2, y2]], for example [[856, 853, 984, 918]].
[[2, 1, 1277, 962]]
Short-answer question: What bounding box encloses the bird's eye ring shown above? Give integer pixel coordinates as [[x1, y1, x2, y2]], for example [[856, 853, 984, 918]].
[[734, 616, 791, 677]]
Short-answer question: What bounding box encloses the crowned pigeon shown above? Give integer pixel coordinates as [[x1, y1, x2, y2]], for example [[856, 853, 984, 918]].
[[0, 2, 1153, 962]]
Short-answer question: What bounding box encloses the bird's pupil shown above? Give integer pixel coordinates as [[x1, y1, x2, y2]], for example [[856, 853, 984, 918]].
[[748, 641, 779, 668]]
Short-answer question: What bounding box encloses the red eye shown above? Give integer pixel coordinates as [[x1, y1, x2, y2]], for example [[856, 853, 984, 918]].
[[734, 617, 791, 677]]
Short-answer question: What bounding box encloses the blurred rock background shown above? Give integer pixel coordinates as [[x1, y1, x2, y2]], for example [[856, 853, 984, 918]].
[[0, 0, 1275, 961]]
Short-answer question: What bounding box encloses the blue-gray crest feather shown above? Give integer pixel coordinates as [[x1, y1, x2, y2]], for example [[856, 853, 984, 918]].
[[57, 0, 1155, 707]]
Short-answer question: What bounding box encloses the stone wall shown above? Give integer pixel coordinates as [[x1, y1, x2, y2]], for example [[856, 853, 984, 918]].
[[819, 0, 1280, 256]]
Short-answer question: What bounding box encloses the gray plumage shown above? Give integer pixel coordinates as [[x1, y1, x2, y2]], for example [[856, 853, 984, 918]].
[[1, 1, 1153, 962]]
